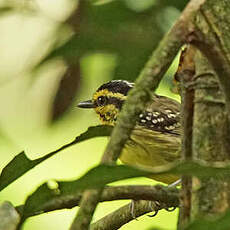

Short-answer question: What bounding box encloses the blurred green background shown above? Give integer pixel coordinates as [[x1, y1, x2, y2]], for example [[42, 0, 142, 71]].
[[0, 0, 186, 229]]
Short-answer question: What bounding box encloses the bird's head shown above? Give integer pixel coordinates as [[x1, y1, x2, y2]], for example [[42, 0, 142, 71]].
[[77, 80, 134, 125]]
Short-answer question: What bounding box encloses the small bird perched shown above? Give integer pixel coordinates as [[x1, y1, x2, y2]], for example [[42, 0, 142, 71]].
[[78, 80, 181, 185]]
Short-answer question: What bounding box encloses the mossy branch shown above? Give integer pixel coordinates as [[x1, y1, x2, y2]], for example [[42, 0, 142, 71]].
[[190, 0, 230, 122], [178, 0, 230, 225]]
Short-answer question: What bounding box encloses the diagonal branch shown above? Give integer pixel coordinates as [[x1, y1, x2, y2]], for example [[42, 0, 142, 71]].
[[70, 1, 206, 229], [90, 200, 171, 230]]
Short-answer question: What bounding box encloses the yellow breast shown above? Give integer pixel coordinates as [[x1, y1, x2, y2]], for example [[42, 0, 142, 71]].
[[119, 127, 181, 184]]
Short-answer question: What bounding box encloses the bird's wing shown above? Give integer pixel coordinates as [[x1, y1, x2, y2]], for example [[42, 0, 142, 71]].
[[136, 94, 181, 136]]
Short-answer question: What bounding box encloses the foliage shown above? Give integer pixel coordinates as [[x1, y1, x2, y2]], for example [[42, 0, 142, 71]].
[[0, 125, 112, 192], [0, 0, 230, 230]]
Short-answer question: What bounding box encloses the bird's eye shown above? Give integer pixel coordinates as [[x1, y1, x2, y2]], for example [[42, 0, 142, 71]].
[[97, 96, 107, 106]]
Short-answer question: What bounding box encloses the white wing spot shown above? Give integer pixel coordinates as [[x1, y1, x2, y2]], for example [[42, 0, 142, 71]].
[[139, 114, 144, 118], [146, 116, 151, 121], [141, 119, 146, 123], [153, 112, 160, 117], [175, 122, 180, 127], [167, 113, 176, 118], [152, 119, 158, 124], [168, 125, 175, 130]]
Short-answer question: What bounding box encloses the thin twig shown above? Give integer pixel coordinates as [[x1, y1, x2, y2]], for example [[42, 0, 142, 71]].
[[90, 200, 168, 230], [71, 1, 205, 230]]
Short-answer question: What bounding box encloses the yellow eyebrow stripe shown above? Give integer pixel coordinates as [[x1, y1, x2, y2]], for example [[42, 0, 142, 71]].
[[93, 89, 127, 101]]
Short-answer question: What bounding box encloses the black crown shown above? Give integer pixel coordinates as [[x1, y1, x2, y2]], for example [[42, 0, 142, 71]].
[[96, 80, 134, 96]]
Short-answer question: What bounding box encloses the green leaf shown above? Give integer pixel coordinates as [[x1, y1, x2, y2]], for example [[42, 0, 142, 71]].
[[74, 125, 112, 143], [0, 125, 112, 191], [22, 164, 150, 218], [170, 161, 230, 178], [21, 161, 230, 218], [185, 211, 230, 230], [0, 152, 39, 192]]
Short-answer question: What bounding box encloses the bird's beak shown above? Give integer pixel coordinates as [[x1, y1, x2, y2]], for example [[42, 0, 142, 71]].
[[77, 100, 95, 109]]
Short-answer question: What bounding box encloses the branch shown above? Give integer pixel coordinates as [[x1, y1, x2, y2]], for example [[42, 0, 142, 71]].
[[176, 1, 230, 222], [189, 1, 230, 122], [187, 1, 230, 218], [91, 186, 179, 230], [0, 202, 20, 230], [70, 1, 206, 229], [90, 200, 168, 230], [175, 45, 196, 228], [15, 185, 179, 219]]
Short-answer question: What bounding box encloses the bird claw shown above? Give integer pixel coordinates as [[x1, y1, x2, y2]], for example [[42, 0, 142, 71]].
[[147, 201, 161, 217], [164, 206, 177, 212], [147, 210, 159, 217], [147, 200, 176, 217], [129, 200, 139, 220], [129, 179, 179, 220]]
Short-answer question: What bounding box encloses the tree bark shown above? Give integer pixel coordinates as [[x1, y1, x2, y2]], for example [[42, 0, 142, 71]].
[[179, 0, 230, 228], [191, 49, 230, 219], [177, 45, 196, 228]]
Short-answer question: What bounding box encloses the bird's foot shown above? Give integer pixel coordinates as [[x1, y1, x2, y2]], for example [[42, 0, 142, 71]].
[[165, 206, 177, 212], [129, 200, 139, 220], [147, 201, 161, 217], [147, 200, 177, 217]]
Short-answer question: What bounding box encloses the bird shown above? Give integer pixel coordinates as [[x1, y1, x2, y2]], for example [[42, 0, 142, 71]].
[[77, 80, 181, 185]]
